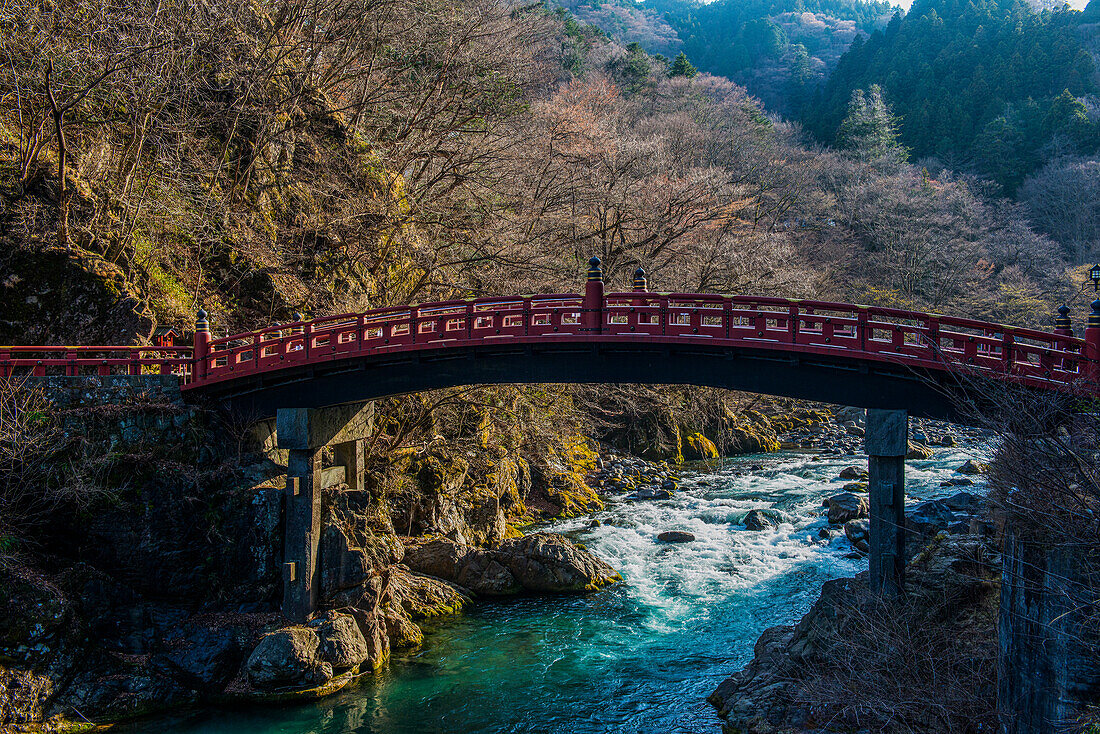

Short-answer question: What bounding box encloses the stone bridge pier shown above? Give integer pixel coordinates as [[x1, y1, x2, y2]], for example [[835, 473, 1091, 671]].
[[866, 408, 908, 597], [275, 403, 373, 622]]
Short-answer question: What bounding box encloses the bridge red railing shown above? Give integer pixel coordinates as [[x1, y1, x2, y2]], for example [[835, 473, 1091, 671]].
[[182, 290, 1088, 392], [0, 345, 193, 379], [0, 260, 1094, 394]]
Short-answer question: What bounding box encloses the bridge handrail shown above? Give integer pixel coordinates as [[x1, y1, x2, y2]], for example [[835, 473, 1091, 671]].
[[0, 345, 194, 378], [0, 291, 1091, 392]]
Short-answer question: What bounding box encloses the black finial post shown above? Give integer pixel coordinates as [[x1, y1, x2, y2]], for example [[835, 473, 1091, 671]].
[[1054, 304, 1073, 336], [632, 267, 648, 292], [587, 256, 603, 282]]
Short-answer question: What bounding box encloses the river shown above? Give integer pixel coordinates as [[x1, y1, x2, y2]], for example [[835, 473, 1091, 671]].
[[126, 445, 987, 734]]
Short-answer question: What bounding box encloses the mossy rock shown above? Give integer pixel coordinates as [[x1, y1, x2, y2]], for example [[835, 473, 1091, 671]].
[[683, 432, 719, 461]]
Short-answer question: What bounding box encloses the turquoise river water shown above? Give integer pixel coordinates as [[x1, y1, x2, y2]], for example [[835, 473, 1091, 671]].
[[126, 446, 987, 734]]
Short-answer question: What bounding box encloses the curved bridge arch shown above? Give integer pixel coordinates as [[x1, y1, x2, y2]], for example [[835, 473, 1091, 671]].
[[182, 286, 1091, 422]]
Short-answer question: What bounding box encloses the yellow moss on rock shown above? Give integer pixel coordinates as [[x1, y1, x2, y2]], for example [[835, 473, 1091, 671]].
[[683, 432, 719, 461]]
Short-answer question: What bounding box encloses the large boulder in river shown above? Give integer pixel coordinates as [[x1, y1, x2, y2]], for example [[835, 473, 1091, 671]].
[[246, 627, 332, 690], [496, 533, 622, 592], [844, 519, 870, 553], [957, 459, 988, 475], [657, 531, 696, 543], [308, 612, 370, 670], [403, 538, 521, 596], [683, 432, 720, 461], [906, 441, 934, 460], [838, 466, 867, 480], [743, 510, 776, 531], [824, 493, 868, 525]]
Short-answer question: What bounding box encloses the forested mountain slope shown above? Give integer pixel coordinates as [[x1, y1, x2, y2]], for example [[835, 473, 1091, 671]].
[[552, 0, 895, 114], [804, 0, 1100, 195], [0, 0, 1072, 348], [645, 0, 895, 113]]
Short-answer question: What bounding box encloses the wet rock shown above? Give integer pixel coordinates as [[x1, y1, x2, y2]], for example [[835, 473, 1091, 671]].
[[838, 466, 867, 480], [906, 441, 934, 460], [309, 612, 369, 671], [943, 491, 981, 514], [845, 424, 865, 437], [957, 459, 988, 475], [743, 510, 775, 531], [842, 482, 868, 493], [824, 492, 868, 524], [844, 519, 870, 553], [817, 527, 831, 540], [246, 627, 332, 690], [940, 434, 957, 447], [588, 519, 602, 528], [657, 531, 696, 543], [496, 532, 621, 592], [161, 626, 241, 692]]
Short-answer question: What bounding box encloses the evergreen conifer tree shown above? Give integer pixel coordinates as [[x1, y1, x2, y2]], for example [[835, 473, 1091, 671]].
[[669, 51, 698, 78]]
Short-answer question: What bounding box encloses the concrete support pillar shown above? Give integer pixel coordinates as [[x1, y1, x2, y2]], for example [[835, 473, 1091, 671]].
[[276, 403, 374, 622], [284, 446, 322, 622], [865, 408, 908, 598], [334, 439, 365, 491]]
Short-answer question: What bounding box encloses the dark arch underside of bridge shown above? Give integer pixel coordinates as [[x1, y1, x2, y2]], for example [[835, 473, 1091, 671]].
[[192, 339, 989, 422]]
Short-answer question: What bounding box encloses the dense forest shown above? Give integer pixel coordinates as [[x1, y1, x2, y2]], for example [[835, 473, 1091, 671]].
[[647, 0, 895, 112], [553, 0, 896, 113], [806, 0, 1100, 198]]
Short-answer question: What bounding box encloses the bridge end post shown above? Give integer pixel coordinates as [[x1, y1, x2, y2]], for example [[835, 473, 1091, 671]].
[[1054, 304, 1073, 337], [584, 257, 604, 334], [866, 408, 907, 598], [1086, 300, 1100, 384], [193, 309, 210, 383]]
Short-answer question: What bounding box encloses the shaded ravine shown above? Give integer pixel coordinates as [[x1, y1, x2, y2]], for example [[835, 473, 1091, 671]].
[[124, 446, 988, 734]]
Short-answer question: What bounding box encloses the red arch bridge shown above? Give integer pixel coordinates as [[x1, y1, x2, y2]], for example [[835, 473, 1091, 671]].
[[3, 258, 1098, 618]]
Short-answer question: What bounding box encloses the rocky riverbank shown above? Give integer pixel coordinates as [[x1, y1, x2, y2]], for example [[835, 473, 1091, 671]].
[[0, 387, 996, 733], [708, 425, 999, 734]]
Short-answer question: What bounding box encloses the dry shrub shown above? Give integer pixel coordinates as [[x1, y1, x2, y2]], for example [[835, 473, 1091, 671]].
[[0, 378, 110, 546], [794, 543, 1000, 733]]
